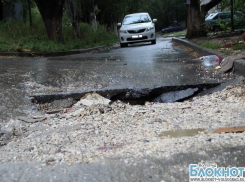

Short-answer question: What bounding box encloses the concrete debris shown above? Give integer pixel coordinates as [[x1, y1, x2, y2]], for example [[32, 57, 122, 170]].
[[0, 130, 13, 146], [0, 131, 8, 136], [153, 88, 198, 103], [18, 116, 47, 123], [213, 126, 245, 134], [218, 53, 245, 74], [46, 110, 63, 114], [74, 93, 111, 107], [71, 108, 85, 117], [0, 81, 244, 166]]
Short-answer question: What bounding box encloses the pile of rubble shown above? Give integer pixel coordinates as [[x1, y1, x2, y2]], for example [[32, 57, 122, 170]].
[[0, 81, 244, 168]]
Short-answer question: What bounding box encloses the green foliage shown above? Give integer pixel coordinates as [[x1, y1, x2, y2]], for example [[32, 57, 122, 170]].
[[218, 0, 230, 11], [217, 0, 245, 18], [232, 43, 245, 50], [234, 0, 245, 18], [92, 0, 187, 31], [138, 0, 187, 30], [220, 50, 232, 55], [0, 8, 117, 52], [197, 42, 221, 49], [217, 18, 231, 31], [94, 5, 100, 15]]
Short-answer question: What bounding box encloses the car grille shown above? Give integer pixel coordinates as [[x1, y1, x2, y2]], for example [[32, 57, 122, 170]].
[[127, 36, 148, 41], [127, 29, 146, 34]]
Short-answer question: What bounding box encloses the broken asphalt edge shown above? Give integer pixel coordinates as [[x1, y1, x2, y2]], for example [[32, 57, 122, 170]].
[[172, 37, 245, 78], [0, 45, 108, 58], [30, 83, 220, 104]]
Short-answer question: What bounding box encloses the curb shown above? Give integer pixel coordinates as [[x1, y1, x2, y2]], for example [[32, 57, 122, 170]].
[[172, 37, 245, 78], [0, 45, 108, 57], [234, 59, 245, 78], [172, 37, 226, 58]]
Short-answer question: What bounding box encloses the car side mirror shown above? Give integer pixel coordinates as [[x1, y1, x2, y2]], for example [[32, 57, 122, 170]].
[[152, 19, 157, 23], [117, 23, 122, 27]]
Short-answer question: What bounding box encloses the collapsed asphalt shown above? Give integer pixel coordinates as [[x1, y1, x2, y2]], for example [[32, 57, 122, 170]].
[[0, 35, 244, 182], [0, 36, 237, 123]]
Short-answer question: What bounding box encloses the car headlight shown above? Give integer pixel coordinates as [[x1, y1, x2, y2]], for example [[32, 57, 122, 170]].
[[146, 27, 154, 31], [120, 30, 127, 34]]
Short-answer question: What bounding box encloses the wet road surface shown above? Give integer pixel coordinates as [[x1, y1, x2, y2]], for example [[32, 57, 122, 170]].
[[0, 36, 242, 182], [1, 146, 245, 182], [0, 37, 234, 122]]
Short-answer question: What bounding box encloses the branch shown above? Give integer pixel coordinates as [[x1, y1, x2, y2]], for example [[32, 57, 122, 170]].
[[201, 0, 223, 13]]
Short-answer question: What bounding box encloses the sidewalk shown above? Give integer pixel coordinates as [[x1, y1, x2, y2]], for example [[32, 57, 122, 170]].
[[172, 37, 245, 78]]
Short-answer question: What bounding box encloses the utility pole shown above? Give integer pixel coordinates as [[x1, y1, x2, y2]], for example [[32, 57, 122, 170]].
[[230, 0, 234, 31]]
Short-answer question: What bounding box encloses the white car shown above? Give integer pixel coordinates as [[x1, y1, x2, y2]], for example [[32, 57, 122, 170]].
[[117, 13, 157, 48]]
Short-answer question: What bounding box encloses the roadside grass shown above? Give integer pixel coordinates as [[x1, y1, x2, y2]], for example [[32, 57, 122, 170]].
[[197, 42, 221, 49], [232, 43, 245, 50], [223, 37, 231, 40], [220, 50, 232, 56], [193, 31, 245, 55], [0, 8, 118, 52], [163, 29, 186, 37]]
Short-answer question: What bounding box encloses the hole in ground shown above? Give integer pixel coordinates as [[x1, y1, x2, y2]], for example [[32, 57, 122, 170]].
[[30, 83, 221, 113]]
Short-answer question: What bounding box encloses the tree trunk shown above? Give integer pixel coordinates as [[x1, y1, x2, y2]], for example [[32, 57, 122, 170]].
[[88, 0, 95, 25], [34, 0, 65, 43], [0, 1, 3, 21], [186, 0, 223, 38], [65, 0, 81, 38], [186, 0, 207, 38]]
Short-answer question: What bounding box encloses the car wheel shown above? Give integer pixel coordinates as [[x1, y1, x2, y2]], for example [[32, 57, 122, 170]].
[[120, 43, 128, 48], [151, 39, 156, 44], [213, 26, 220, 32]]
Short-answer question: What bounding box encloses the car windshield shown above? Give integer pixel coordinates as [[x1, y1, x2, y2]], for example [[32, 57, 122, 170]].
[[123, 14, 151, 25], [205, 13, 218, 20]]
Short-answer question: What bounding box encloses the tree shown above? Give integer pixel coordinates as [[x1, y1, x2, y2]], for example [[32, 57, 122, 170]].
[[234, 0, 245, 18], [0, 1, 3, 21], [65, 0, 82, 38], [138, 0, 187, 30], [34, 0, 65, 43], [186, 0, 223, 38], [1, 0, 34, 25], [95, 0, 129, 31]]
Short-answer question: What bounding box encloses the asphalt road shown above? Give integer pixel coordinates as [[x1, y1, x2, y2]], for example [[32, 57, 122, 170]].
[[0, 36, 233, 123], [0, 36, 243, 182], [1, 146, 245, 182]]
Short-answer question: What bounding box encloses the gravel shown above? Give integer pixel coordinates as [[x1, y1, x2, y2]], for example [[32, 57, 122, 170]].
[[0, 79, 244, 169]]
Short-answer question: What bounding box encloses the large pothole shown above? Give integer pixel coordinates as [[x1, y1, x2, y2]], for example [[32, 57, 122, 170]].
[[30, 83, 221, 113], [30, 77, 243, 113]]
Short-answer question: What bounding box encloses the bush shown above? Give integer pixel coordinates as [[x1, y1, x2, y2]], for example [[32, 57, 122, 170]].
[[218, 18, 231, 32]]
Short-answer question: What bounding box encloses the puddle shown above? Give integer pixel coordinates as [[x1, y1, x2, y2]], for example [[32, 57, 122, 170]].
[[159, 128, 206, 138]]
